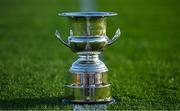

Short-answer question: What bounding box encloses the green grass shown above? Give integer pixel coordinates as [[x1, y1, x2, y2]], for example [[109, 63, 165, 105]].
[[0, 0, 179, 110]]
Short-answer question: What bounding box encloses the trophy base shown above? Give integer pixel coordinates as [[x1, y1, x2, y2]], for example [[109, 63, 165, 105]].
[[62, 98, 115, 105]]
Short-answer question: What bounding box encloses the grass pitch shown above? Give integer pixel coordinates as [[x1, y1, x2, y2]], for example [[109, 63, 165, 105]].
[[0, 0, 179, 110]]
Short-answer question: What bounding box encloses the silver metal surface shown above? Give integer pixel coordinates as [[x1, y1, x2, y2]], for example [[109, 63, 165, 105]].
[[77, 52, 101, 55], [68, 36, 108, 43], [59, 12, 117, 17], [55, 32, 121, 52], [65, 84, 111, 88], [107, 28, 121, 46], [55, 12, 120, 104], [55, 30, 70, 48], [64, 84, 112, 102], [68, 36, 108, 52], [70, 54, 108, 73], [73, 104, 107, 111]]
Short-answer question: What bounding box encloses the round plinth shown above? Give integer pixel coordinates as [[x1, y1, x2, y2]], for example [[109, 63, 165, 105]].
[[63, 84, 113, 104]]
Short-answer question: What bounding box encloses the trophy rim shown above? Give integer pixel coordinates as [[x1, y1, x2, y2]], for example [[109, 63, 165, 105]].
[[59, 12, 118, 17]]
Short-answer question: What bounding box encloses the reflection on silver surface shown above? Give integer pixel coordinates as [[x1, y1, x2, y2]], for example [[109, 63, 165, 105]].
[[73, 104, 107, 111], [74, 73, 105, 85], [59, 12, 117, 17]]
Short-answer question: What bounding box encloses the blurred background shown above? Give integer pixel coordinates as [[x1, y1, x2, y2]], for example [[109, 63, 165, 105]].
[[0, 0, 179, 110]]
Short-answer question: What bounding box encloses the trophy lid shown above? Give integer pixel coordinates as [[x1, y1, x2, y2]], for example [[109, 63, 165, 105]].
[[59, 12, 117, 17]]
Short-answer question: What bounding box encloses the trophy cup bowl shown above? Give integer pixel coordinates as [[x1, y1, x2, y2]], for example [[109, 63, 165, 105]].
[[55, 12, 121, 53], [55, 12, 121, 104]]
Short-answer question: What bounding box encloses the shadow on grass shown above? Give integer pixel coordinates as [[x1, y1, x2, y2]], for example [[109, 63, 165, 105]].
[[0, 97, 68, 109]]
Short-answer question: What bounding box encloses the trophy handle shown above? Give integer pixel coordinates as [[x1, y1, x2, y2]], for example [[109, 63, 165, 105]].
[[107, 28, 121, 46], [55, 30, 71, 48]]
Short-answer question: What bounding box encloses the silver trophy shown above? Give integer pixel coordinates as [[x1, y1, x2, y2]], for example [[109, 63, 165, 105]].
[[55, 12, 121, 104]]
